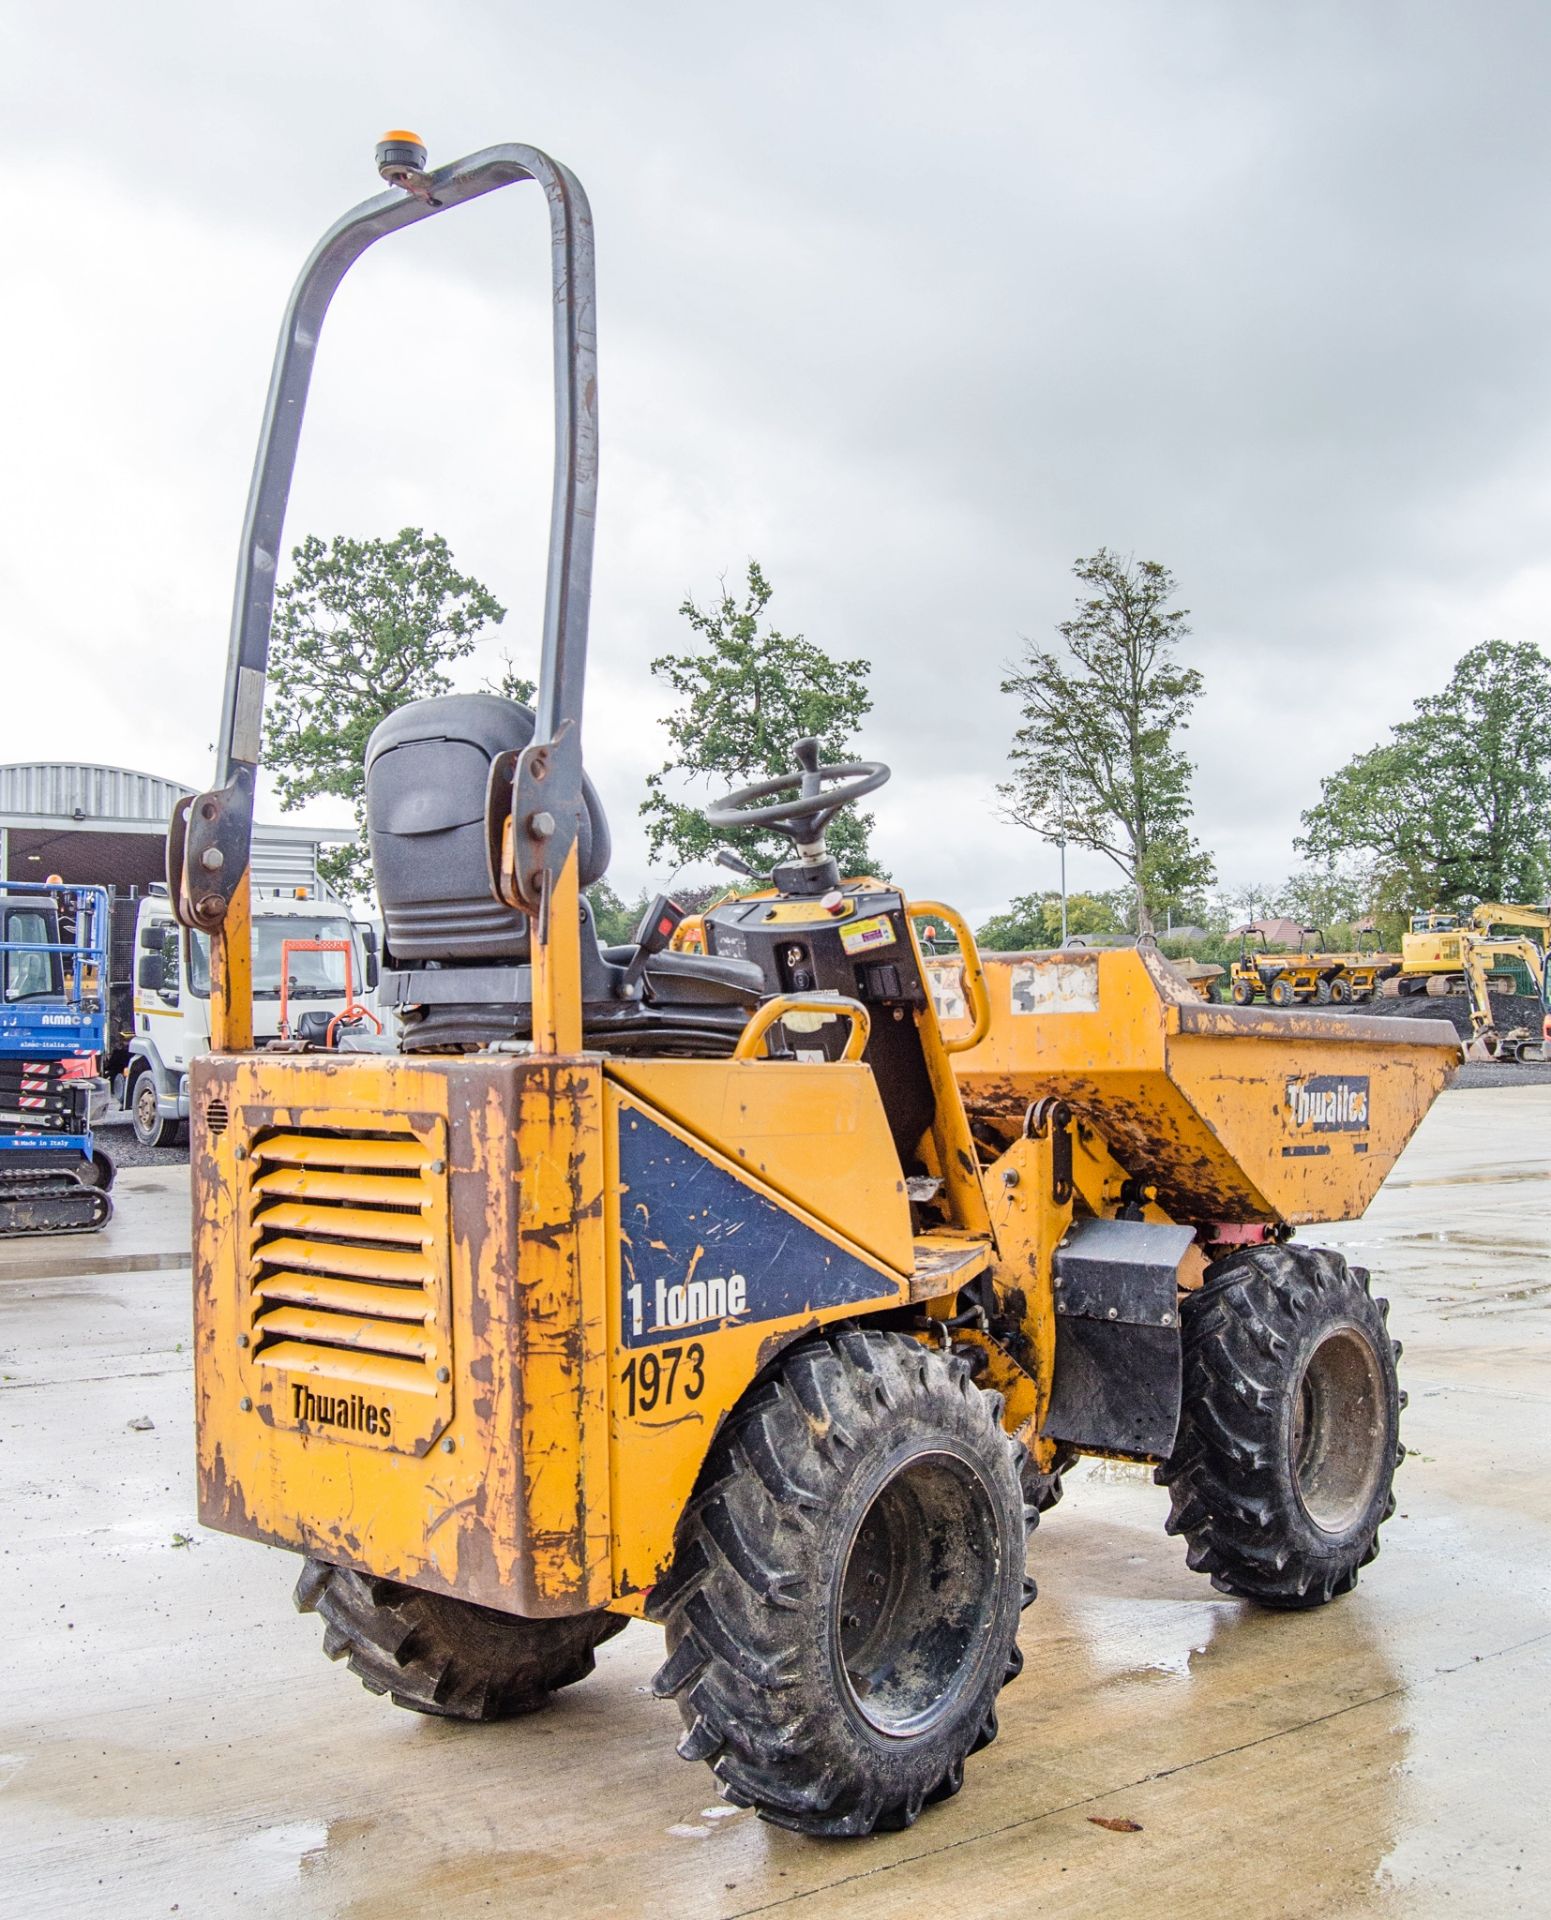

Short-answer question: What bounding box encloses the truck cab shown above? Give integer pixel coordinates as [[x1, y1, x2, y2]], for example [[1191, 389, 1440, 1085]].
[[126, 884, 377, 1147]]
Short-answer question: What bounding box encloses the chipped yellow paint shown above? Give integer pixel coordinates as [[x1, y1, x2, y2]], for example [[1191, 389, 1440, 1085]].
[[193, 1045, 910, 1622], [209, 868, 252, 1053], [511, 1059, 612, 1607], [602, 1083, 908, 1603], [902, 913, 994, 1240], [938, 946, 1458, 1226], [608, 1057, 914, 1276], [193, 1050, 611, 1618], [192, 898, 1458, 1634], [531, 843, 583, 1056], [980, 1130, 1073, 1470]]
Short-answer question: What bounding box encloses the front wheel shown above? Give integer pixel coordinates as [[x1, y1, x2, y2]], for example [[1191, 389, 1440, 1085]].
[[1157, 1245, 1403, 1608], [651, 1328, 1034, 1836], [130, 1070, 184, 1150], [1328, 977, 1353, 1006], [1269, 976, 1297, 1008]]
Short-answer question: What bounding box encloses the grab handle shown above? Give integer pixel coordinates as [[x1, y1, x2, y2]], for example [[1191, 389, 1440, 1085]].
[[733, 995, 872, 1063], [909, 902, 991, 1054]]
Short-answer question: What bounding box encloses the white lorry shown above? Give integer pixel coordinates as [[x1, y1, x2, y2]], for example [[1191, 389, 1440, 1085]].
[[121, 832, 377, 1147]]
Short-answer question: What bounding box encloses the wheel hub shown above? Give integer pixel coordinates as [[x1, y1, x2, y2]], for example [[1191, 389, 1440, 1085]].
[[1291, 1325, 1386, 1534], [835, 1450, 1000, 1738]]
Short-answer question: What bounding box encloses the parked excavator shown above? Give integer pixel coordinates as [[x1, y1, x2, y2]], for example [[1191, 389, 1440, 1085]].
[[1401, 903, 1549, 1059], [1400, 902, 1550, 993]]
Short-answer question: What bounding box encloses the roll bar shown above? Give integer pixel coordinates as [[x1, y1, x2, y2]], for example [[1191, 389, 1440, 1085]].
[[169, 139, 596, 1051]]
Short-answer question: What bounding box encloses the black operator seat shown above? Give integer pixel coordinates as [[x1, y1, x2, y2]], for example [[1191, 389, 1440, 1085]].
[[365, 694, 763, 1054]]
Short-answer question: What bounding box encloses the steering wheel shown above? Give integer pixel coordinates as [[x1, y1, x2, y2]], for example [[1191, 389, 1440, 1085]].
[[704, 738, 890, 847]]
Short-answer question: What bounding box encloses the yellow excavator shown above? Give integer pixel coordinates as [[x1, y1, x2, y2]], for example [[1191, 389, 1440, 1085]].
[[176, 136, 1459, 1839], [1401, 903, 1549, 1056]]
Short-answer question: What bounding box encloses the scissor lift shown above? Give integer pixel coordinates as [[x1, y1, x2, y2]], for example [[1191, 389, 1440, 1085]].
[[0, 881, 115, 1235]]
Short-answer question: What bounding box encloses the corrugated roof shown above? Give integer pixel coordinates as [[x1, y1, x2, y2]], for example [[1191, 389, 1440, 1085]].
[[0, 762, 194, 828]]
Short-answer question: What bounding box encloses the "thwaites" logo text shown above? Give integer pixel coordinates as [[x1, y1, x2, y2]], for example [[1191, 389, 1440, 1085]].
[[290, 1382, 393, 1439], [1284, 1074, 1370, 1133]]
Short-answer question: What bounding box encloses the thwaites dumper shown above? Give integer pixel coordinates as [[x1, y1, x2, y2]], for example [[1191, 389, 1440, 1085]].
[[183, 138, 1458, 1838], [1229, 924, 1345, 1007]]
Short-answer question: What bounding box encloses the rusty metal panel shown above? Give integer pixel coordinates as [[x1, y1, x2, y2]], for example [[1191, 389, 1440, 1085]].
[[604, 1084, 907, 1601], [238, 1107, 452, 1457], [193, 1049, 611, 1620], [509, 1056, 611, 1608], [606, 1056, 915, 1275], [940, 948, 1457, 1226]]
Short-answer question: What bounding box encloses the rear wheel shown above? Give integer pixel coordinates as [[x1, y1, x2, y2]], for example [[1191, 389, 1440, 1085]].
[[130, 1069, 184, 1150], [1328, 977, 1353, 1005], [1231, 978, 1256, 1006], [294, 1560, 626, 1719], [1313, 978, 1333, 1005], [1157, 1245, 1402, 1608], [651, 1328, 1034, 1836]]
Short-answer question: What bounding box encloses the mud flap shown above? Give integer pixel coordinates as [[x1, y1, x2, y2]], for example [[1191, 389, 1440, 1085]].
[[1043, 1217, 1196, 1458]]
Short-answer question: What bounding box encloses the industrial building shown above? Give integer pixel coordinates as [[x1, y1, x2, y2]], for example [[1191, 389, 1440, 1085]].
[[0, 761, 350, 893]]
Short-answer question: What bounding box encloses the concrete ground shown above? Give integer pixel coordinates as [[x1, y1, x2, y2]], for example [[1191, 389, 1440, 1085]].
[[2, 1086, 1547, 1919]]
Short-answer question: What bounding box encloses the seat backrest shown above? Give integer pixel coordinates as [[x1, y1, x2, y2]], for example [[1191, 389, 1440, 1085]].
[[365, 694, 611, 964]]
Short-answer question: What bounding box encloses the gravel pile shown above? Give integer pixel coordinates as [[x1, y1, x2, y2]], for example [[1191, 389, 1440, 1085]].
[[1360, 991, 1545, 1041]]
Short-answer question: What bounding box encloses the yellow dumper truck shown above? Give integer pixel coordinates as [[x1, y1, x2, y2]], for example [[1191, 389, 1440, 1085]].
[[178, 138, 1458, 1838]]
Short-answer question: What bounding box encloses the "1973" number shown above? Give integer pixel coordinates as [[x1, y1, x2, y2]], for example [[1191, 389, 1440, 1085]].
[[621, 1343, 705, 1416]]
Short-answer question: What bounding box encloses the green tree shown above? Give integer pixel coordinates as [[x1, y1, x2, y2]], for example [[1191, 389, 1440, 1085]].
[[999, 551, 1215, 932], [641, 562, 881, 877], [485, 651, 536, 706], [1297, 640, 1551, 908], [1278, 861, 1380, 934], [263, 529, 506, 895], [976, 890, 1126, 951], [586, 879, 646, 946]]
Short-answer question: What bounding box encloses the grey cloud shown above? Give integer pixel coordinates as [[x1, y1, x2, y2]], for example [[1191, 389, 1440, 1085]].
[[3, 1, 1548, 920]]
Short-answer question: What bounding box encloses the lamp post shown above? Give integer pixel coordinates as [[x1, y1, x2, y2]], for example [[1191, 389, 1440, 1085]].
[[1058, 819, 1067, 945]]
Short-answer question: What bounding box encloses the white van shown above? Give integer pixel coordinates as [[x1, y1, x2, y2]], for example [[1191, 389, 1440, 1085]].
[[125, 874, 376, 1148]]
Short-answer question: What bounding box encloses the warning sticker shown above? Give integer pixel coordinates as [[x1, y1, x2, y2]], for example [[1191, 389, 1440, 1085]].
[[840, 913, 897, 956], [1009, 956, 1101, 1014], [924, 961, 966, 1022]]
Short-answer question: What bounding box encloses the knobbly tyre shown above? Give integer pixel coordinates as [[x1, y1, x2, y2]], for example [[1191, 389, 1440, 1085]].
[[181, 136, 1458, 1838]]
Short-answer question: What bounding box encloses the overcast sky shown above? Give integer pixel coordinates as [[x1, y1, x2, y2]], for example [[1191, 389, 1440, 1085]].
[[4, 2, 1550, 920]]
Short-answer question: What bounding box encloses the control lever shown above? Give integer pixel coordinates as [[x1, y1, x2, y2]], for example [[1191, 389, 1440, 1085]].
[[619, 894, 686, 995], [713, 845, 761, 880]]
